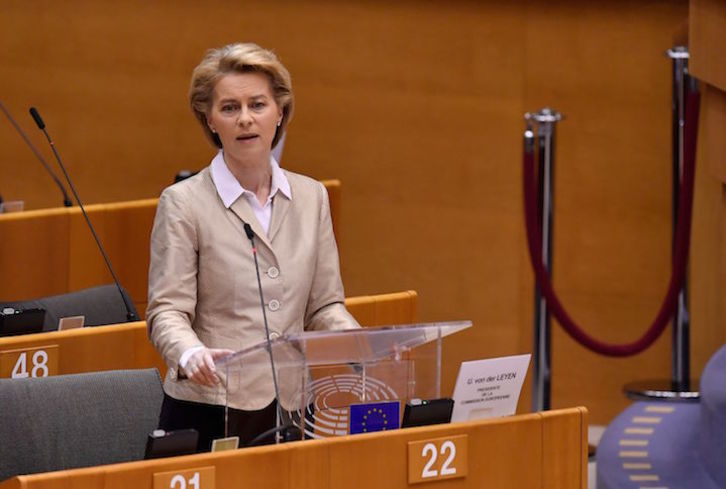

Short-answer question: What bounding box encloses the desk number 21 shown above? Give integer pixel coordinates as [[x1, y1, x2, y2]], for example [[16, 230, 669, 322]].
[[170, 472, 200, 489]]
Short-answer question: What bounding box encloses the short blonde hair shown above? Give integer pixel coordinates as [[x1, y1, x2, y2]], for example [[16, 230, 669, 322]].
[[189, 43, 294, 149]]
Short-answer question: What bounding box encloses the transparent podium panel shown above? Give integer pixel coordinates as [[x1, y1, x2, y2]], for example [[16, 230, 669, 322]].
[[216, 321, 471, 442]]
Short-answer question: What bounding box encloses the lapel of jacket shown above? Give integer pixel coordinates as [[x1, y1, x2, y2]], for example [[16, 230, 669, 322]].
[[268, 192, 291, 243], [228, 198, 274, 252]]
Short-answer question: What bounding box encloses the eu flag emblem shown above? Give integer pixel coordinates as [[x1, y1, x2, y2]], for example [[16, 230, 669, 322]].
[[349, 401, 400, 434]]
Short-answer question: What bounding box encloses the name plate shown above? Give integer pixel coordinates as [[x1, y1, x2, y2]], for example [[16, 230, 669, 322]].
[[408, 435, 468, 484], [153, 466, 215, 489], [451, 354, 531, 422], [0, 345, 59, 379]]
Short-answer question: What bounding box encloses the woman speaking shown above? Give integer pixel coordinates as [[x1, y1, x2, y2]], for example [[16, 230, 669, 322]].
[[147, 43, 360, 451]]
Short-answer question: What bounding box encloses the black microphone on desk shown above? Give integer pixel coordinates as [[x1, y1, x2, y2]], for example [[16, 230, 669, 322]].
[[28, 106, 138, 322], [242, 222, 299, 446], [0, 99, 72, 207]]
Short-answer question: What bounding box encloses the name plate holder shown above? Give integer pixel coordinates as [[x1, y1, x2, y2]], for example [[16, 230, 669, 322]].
[[0, 200, 25, 213]]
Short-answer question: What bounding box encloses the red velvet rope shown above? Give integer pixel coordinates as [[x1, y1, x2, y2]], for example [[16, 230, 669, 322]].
[[523, 91, 700, 357]]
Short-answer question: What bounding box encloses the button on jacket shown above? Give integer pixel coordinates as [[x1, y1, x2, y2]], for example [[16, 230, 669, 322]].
[[147, 164, 359, 410]]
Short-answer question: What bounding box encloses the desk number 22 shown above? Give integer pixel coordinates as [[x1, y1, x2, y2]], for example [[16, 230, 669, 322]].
[[421, 440, 457, 478]]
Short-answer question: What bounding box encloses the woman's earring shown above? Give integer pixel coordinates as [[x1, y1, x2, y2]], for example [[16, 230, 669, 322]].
[[277, 120, 282, 127]]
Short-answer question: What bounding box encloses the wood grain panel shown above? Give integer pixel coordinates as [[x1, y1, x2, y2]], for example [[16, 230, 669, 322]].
[[66, 200, 156, 308], [690, 84, 726, 382], [326, 414, 544, 488], [0, 408, 586, 489], [698, 85, 726, 183], [0, 209, 69, 300], [0, 322, 166, 377], [345, 290, 418, 327], [66, 206, 114, 293], [689, 0, 726, 415], [690, 0, 726, 91], [541, 407, 588, 489]]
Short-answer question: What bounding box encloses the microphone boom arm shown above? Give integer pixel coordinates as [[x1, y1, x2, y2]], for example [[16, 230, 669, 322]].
[[0, 100, 72, 206], [29, 106, 138, 322]]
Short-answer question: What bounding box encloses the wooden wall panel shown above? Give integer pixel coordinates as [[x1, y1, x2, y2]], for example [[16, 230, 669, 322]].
[[0, 209, 69, 299], [0, 0, 705, 424], [66, 200, 156, 311], [690, 85, 726, 380], [698, 86, 726, 183], [345, 290, 418, 327], [690, 0, 726, 92], [689, 0, 726, 411]]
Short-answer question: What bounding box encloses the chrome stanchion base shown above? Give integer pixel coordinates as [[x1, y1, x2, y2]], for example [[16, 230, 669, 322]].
[[623, 378, 700, 402]]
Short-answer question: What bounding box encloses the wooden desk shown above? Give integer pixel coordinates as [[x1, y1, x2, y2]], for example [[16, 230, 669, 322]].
[[0, 290, 417, 380], [0, 407, 587, 489]]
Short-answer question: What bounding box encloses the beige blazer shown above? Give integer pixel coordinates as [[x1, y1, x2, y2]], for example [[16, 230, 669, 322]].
[[146, 166, 359, 410]]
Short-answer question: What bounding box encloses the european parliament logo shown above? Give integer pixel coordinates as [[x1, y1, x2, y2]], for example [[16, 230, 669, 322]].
[[349, 401, 400, 434]]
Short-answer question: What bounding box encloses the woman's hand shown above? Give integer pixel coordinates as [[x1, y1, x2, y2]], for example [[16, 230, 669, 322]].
[[183, 347, 235, 386]]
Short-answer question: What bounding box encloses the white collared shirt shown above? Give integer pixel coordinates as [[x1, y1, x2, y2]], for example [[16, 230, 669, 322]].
[[210, 149, 291, 235], [179, 150, 292, 369]]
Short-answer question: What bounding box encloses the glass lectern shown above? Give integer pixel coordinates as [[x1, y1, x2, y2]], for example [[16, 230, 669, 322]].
[[216, 321, 471, 441]]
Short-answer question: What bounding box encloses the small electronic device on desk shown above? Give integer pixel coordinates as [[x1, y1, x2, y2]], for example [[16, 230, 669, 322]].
[[0, 307, 45, 337], [145, 429, 199, 459], [402, 398, 455, 428]]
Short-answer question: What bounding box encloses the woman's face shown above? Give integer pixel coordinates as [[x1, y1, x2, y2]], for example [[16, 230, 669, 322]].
[[206, 71, 282, 165]]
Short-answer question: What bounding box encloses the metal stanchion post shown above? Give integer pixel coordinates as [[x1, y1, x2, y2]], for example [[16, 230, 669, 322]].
[[668, 46, 692, 391], [525, 108, 562, 412], [623, 46, 699, 402]]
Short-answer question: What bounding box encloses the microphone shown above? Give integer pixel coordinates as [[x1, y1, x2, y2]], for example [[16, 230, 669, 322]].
[[242, 222, 297, 444], [28, 106, 138, 322], [0, 100, 72, 207]]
